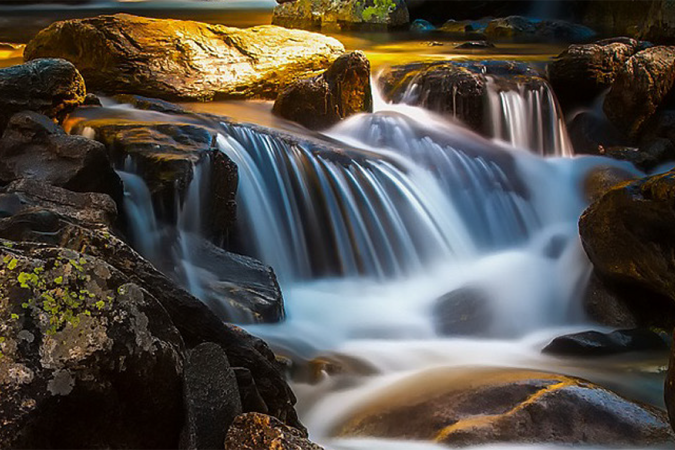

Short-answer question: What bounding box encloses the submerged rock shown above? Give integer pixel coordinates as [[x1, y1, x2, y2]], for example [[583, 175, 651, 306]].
[[273, 51, 373, 130], [548, 38, 641, 109], [543, 329, 668, 356], [455, 40, 495, 50], [336, 368, 674, 446], [224, 412, 324, 450], [579, 170, 675, 328], [272, 0, 409, 31], [0, 58, 85, 133], [25, 14, 345, 101], [432, 287, 493, 337], [0, 112, 123, 205], [604, 46, 675, 138], [0, 241, 185, 449]]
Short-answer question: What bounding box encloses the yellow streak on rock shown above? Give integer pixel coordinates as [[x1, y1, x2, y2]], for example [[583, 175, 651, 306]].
[[434, 379, 576, 443]]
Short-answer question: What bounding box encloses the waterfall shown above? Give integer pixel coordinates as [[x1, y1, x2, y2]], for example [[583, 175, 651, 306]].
[[486, 76, 574, 157]]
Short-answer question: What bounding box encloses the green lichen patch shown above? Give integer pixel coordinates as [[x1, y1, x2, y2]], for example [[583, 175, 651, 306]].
[[359, 0, 396, 22]]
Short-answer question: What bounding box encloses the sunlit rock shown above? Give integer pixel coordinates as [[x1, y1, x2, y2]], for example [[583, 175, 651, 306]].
[[24, 14, 345, 101], [273, 51, 373, 130], [336, 368, 675, 446], [272, 0, 409, 31], [225, 412, 324, 450]]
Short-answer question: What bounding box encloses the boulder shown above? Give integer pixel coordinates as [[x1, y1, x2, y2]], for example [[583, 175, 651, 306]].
[[548, 38, 641, 109], [224, 413, 324, 450], [455, 40, 495, 49], [604, 46, 675, 138], [583, 272, 640, 328], [181, 342, 242, 450], [543, 329, 668, 356], [0, 58, 85, 133], [272, 0, 409, 31], [579, 170, 675, 329], [567, 111, 628, 155], [24, 14, 345, 101], [273, 51, 373, 130], [439, 18, 489, 37], [336, 368, 675, 446], [432, 287, 493, 336], [0, 112, 123, 205], [484, 16, 595, 42], [0, 181, 303, 432], [410, 19, 435, 32], [0, 241, 185, 448], [582, 165, 635, 203]]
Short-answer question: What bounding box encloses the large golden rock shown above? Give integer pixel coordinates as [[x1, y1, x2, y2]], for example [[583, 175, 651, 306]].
[[336, 368, 674, 446], [24, 14, 345, 101]]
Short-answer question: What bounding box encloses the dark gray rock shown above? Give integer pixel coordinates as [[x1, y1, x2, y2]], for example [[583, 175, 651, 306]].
[[433, 287, 492, 336], [181, 342, 242, 450], [543, 329, 668, 356]]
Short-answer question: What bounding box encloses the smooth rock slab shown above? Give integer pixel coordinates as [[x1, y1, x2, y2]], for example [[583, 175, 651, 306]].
[[25, 14, 345, 101], [336, 368, 675, 447]]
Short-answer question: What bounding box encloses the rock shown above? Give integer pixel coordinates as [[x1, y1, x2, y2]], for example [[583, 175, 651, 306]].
[[0, 181, 303, 432], [69, 116, 237, 240], [583, 272, 640, 328], [377, 60, 540, 134], [336, 368, 675, 446], [455, 40, 495, 49], [0, 58, 85, 133], [273, 51, 373, 130], [484, 16, 595, 42], [0, 112, 123, 205], [581, 0, 675, 43], [597, 145, 673, 172], [224, 413, 324, 450], [181, 342, 242, 450], [0, 241, 185, 448], [439, 18, 489, 37], [579, 169, 675, 329], [433, 287, 493, 336], [604, 46, 675, 138], [233, 367, 269, 415], [567, 111, 628, 155], [543, 329, 668, 356], [112, 94, 188, 114], [667, 331, 675, 432], [25, 14, 345, 101], [582, 165, 636, 203], [82, 93, 102, 107], [410, 19, 435, 32], [548, 38, 640, 109], [272, 0, 409, 31]]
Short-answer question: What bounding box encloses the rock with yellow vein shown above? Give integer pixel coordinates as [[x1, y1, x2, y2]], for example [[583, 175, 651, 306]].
[[335, 367, 674, 446]]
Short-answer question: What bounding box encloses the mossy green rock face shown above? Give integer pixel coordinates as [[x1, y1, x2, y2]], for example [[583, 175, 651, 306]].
[[0, 240, 185, 448], [272, 0, 409, 31], [24, 13, 345, 101]]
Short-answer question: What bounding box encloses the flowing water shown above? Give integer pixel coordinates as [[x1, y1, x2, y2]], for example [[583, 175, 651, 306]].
[[2, 3, 671, 449]]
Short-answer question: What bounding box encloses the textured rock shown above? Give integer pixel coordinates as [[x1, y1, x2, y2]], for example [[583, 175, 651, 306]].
[[272, 0, 409, 31], [336, 368, 674, 446], [25, 14, 345, 101], [0, 241, 185, 449], [181, 342, 242, 450], [225, 413, 324, 450], [433, 287, 493, 337], [604, 46, 675, 138], [548, 38, 640, 109], [0, 58, 85, 133], [273, 51, 373, 130], [484, 16, 595, 42], [0, 112, 123, 205], [543, 329, 668, 356], [582, 165, 635, 203]]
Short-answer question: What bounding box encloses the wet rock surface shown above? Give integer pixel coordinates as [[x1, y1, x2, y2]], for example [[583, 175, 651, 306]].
[[0, 58, 85, 133], [336, 368, 675, 446], [272, 0, 409, 31], [433, 287, 493, 336], [0, 112, 123, 205], [273, 51, 373, 130], [543, 329, 668, 356], [24, 14, 345, 101], [225, 412, 324, 450], [0, 241, 185, 449]]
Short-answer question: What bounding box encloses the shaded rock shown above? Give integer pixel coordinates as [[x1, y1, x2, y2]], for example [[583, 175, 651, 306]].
[[273, 51, 373, 130], [604, 46, 675, 138], [543, 329, 668, 356], [583, 272, 639, 328], [455, 40, 495, 49], [233, 367, 269, 415], [484, 15, 537, 38], [548, 38, 640, 109], [0, 241, 185, 449], [439, 18, 489, 37], [225, 412, 324, 450], [0, 112, 122, 205], [667, 330, 675, 432], [0, 182, 303, 432], [433, 287, 492, 336], [336, 368, 674, 446], [25, 14, 345, 101], [597, 145, 672, 172], [82, 93, 102, 107], [181, 342, 242, 450], [410, 19, 435, 32], [484, 16, 595, 42], [579, 170, 675, 329], [272, 0, 409, 31], [0, 58, 85, 133], [567, 111, 628, 155], [582, 165, 636, 203]]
